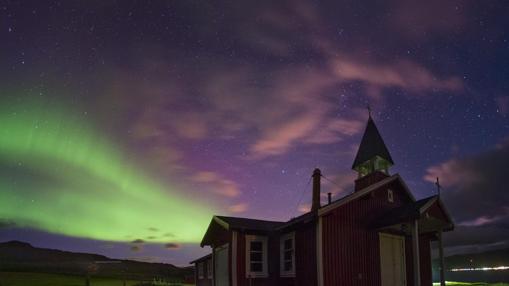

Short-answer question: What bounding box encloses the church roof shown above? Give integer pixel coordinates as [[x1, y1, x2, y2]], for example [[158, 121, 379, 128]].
[[352, 116, 394, 169]]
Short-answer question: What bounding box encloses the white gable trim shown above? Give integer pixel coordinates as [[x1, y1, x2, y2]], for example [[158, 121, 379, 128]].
[[419, 197, 455, 227], [318, 174, 416, 216], [419, 196, 438, 214], [213, 216, 229, 230]]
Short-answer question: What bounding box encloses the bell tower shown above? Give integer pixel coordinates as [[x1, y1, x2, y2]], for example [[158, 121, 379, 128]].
[[352, 113, 394, 190]]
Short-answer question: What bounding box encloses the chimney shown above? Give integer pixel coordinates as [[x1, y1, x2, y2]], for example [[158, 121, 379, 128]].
[[311, 168, 321, 212], [327, 192, 332, 205]]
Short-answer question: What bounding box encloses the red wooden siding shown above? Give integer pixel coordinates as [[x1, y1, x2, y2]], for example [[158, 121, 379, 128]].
[[427, 202, 450, 223], [234, 232, 279, 286], [232, 221, 317, 286], [277, 222, 317, 286], [195, 259, 213, 286], [294, 222, 317, 286], [322, 180, 413, 286], [405, 234, 434, 286]]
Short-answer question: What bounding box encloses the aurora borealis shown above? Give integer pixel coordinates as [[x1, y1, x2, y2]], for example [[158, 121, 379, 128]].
[[0, 97, 215, 243], [1, 0, 509, 265]]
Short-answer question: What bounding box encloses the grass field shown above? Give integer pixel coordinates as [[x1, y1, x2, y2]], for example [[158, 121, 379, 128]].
[[1, 272, 507, 286], [433, 282, 509, 286], [0, 272, 194, 286]]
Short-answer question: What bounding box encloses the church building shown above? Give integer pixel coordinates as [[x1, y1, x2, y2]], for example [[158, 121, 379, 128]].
[[191, 115, 454, 286]]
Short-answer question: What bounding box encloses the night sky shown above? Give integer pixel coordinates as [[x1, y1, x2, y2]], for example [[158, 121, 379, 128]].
[[1, 0, 508, 265]]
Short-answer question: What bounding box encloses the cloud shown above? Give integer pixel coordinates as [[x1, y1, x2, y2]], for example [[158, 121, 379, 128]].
[[228, 203, 249, 213], [298, 203, 310, 213], [321, 171, 357, 198], [250, 112, 320, 157], [131, 239, 145, 244], [163, 232, 175, 238], [424, 142, 509, 223], [388, 0, 467, 39], [105, 0, 464, 167], [191, 171, 240, 197], [0, 219, 16, 229], [329, 58, 462, 93], [424, 159, 480, 189], [458, 215, 506, 227], [164, 243, 181, 250], [424, 141, 509, 252]]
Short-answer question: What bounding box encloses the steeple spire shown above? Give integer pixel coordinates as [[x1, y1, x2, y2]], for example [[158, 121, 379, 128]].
[[352, 115, 394, 177]]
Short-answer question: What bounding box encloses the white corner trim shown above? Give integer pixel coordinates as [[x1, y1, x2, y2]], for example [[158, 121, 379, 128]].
[[232, 231, 238, 286], [317, 217, 324, 286]]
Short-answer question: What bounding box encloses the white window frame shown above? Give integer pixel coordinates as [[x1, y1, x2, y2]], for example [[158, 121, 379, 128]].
[[280, 232, 296, 277], [245, 235, 268, 278], [207, 259, 213, 279], [197, 261, 204, 279]]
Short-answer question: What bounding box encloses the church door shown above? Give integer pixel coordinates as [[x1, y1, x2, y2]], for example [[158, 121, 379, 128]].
[[380, 233, 406, 286]]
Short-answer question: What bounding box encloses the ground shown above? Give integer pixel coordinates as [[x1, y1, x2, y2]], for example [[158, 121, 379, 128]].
[[433, 283, 509, 286], [1, 272, 507, 286], [0, 272, 194, 286]]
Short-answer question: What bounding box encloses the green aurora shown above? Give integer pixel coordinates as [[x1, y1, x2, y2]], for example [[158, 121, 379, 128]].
[[0, 99, 216, 243]]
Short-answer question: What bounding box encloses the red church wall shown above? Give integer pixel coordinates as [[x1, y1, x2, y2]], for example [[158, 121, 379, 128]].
[[321, 180, 413, 286], [405, 234, 434, 286], [427, 202, 450, 223]]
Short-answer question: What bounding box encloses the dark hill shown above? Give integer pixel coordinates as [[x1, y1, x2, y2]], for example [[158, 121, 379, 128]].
[[0, 241, 193, 281]]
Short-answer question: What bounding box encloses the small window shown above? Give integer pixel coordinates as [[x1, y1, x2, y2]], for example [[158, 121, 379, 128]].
[[280, 232, 295, 277], [388, 189, 394, 203], [246, 235, 268, 278], [207, 259, 212, 279], [197, 262, 204, 279]]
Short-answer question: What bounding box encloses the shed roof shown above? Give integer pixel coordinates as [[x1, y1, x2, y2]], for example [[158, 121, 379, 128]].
[[373, 196, 438, 228], [373, 195, 454, 231], [189, 253, 212, 264], [214, 216, 285, 232]]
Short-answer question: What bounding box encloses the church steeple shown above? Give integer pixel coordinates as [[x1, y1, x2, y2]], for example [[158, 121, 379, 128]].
[[352, 115, 394, 178]]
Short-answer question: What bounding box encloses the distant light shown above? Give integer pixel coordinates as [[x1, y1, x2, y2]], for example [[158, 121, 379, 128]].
[[450, 266, 509, 272]]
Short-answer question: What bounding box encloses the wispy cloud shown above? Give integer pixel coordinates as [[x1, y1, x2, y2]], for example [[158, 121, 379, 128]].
[[164, 243, 181, 250], [228, 203, 249, 214], [191, 171, 240, 198], [424, 139, 509, 225]]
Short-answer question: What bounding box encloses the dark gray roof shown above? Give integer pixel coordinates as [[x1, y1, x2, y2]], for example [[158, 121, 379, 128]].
[[277, 211, 316, 230], [352, 116, 394, 169], [215, 216, 285, 232], [373, 196, 437, 228], [190, 253, 212, 264]]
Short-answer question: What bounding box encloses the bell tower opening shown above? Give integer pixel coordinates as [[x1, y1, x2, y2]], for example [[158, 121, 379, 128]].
[[352, 113, 394, 190]]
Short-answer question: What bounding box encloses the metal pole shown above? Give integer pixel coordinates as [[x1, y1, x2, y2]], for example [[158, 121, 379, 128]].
[[412, 220, 421, 286], [438, 230, 446, 286]]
